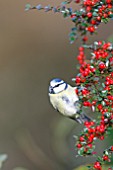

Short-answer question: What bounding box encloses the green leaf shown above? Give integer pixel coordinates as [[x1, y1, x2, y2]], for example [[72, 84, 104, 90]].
[[87, 165, 91, 168], [63, 12, 68, 18], [107, 127, 112, 131], [93, 12, 98, 17], [76, 11, 82, 16], [95, 69, 100, 75], [69, 32, 76, 37], [101, 101, 105, 106], [25, 4, 31, 11], [96, 107, 99, 112], [101, 91, 108, 97], [70, 36, 75, 43], [102, 18, 109, 24], [97, 156, 103, 163], [110, 119, 113, 123], [97, 97, 102, 101], [109, 14, 113, 19], [81, 23, 88, 27], [61, 1, 68, 5], [102, 83, 105, 88], [78, 147, 85, 155], [83, 128, 88, 133]]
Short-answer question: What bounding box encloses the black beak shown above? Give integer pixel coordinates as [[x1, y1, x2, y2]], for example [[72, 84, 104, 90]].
[[49, 86, 54, 94]]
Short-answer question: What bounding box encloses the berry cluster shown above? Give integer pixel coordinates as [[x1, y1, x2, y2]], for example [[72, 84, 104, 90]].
[[25, 0, 113, 169], [93, 146, 113, 170], [25, 0, 113, 43], [75, 41, 113, 169], [70, 0, 113, 42]]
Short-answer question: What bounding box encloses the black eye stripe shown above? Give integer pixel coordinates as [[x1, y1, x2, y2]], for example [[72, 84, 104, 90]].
[[54, 82, 64, 88], [54, 84, 60, 88]]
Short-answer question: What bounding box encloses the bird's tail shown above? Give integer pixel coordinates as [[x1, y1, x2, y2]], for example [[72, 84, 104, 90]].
[[74, 113, 91, 124]]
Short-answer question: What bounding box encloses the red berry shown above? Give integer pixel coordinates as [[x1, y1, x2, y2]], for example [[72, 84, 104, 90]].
[[108, 11, 113, 16], [79, 47, 84, 51], [94, 161, 101, 169], [82, 36, 88, 42], [87, 143, 92, 148], [107, 95, 113, 100], [110, 146, 113, 151], [88, 136, 93, 143], [76, 77, 81, 84], [99, 126, 105, 133], [98, 41, 102, 45], [84, 121, 90, 127], [91, 67, 96, 73], [108, 168, 112, 170], [99, 62, 106, 69], [79, 136, 84, 142], [103, 155, 109, 161], [107, 4, 112, 8], [77, 143, 82, 148], [103, 13, 108, 18], [90, 121, 95, 126], [96, 125, 101, 131], [110, 79, 113, 84], [87, 12, 92, 18], [91, 19, 96, 24], [75, 88, 78, 94], [86, 6, 91, 11], [87, 26, 95, 33], [92, 100, 96, 105], [75, 0, 80, 3], [99, 136, 104, 140], [106, 0, 111, 3], [77, 55, 83, 60], [97, 104, 103, 110], [104, 86, 110, 91], [71, 14, 76, 19], [97, 16, 101, 21], [82, 89, 89, 95], [83, 101, 91, 107], [106, 76, 110, 81], [88, 128, 95, 133], [83, 70, 90, 77]]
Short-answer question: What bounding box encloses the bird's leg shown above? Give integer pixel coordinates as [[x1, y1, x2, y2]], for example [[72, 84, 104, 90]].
[[74, 101, 82, 112]]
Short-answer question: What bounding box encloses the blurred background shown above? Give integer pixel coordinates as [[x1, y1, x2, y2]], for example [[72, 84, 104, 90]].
[[0, 1, 113, 170]]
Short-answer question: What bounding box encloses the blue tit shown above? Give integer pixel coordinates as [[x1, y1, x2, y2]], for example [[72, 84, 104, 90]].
[[48, 78, 91, 124]]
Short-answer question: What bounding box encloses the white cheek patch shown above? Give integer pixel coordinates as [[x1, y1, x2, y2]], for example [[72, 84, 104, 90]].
[[51, 80, 64, 87], [54, 83, 66, 93]]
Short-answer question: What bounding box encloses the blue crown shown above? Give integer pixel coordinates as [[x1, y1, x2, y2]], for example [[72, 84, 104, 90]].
[[52, 78, 63, 83]]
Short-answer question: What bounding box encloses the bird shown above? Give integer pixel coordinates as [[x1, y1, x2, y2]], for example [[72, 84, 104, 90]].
[[48, 78, 91, 124]]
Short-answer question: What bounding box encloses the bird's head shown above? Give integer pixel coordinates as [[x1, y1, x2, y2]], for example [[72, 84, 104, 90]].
[[49, 78, 68, 94]]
